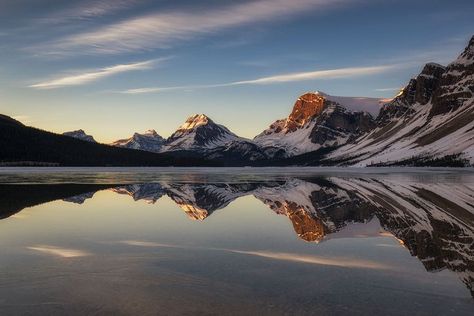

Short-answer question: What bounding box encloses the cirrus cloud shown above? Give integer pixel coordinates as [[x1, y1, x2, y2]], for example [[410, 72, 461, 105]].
[[29, 58, 164, 89], [121, 64, 397, 94], [40, 0, 359, 55]]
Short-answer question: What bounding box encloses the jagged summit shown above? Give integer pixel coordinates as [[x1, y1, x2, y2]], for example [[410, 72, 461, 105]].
[[177, 114, 213, 131], [457, 35, 474, 62], [419, 63, 446, 78], [286, 92, 326, 132], [135, 129, 159, 137], [163, 114, 243, 152]]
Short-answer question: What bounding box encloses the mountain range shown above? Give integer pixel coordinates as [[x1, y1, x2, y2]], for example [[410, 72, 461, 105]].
[[1, 36, 473, 167]]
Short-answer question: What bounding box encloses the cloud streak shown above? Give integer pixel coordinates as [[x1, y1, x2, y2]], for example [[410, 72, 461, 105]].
[[30, 59, 160, 89], [42, 0, 356, 55], [232, 65, 395, 84], [122, 64, 396, 94], [44, 0, 143, 23]]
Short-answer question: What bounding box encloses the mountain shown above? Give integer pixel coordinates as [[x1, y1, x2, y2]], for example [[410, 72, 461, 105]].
[[159, 114, 270, 164], [63, 129, 96, 143], [326, 36, 474, 166], [101, 93, 383, 164], [254, 92, 376, 157], [111, 129, 164, 153], [162, 114, 245, 152], [0, 115, 208, 166]]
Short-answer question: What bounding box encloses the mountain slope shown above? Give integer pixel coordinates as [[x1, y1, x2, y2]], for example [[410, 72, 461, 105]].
[[327, 36, 474, 166]]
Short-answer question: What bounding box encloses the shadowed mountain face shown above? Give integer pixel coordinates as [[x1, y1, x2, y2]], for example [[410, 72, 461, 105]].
[[1, 177, 473, 297]]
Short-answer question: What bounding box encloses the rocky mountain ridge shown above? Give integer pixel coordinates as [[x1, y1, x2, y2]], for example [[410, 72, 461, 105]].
[[326, 35, 474, 166], [6, 35, 474, 167], [101, 91, 380, 161]]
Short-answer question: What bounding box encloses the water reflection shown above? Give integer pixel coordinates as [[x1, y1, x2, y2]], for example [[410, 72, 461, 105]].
[[1, 174, 473, 300]]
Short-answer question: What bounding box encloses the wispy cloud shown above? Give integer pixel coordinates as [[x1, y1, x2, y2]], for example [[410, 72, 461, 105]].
[[43, 0, 143, 23], [27, 245, 91, 258], [41, 0, 357, 55], [121, 64, 396, 94], [29, 59, 161, 89], [232, 65, 395, 84], [374, 87, 402, 92]]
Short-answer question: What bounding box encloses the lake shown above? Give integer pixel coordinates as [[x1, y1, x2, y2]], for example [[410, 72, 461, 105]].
[[0, 167, 473, 315]]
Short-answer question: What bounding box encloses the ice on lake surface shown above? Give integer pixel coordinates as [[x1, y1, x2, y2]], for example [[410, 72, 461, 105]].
[[0, 167, 473, 315]]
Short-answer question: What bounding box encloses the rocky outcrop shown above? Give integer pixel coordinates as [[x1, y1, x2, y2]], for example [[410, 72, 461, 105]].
[[309, 103, 375, 146], [376, 63, 445, 125], [285, 93, 326, 132], [430, 36, 474, 116]]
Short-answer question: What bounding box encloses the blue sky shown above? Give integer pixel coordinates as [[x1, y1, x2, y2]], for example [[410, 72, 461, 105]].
[[1, 0, 473, 142]]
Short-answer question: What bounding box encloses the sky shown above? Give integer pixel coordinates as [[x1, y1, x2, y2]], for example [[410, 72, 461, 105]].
[[0, 0, 473, 142]]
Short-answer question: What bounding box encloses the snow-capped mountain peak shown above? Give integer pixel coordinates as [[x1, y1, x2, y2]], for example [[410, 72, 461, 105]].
[[162, 114, 243, 152], [63, 129, 96, 143], [141, 129, 159, 136], [177, 114, 211, 131], [111, 129, 165, 153]]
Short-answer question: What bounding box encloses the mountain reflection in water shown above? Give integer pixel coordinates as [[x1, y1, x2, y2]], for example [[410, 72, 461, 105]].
[[1, 174, 473, 300]]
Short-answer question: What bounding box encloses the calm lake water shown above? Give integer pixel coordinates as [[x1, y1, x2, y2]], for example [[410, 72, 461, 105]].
[[0, 167, 473, 315]]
